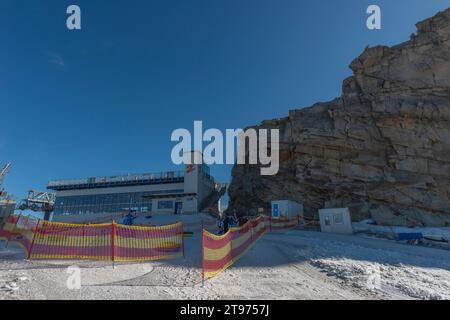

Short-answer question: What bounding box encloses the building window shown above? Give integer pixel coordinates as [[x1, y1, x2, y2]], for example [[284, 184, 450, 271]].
[[334, 213, 344, 224], [158, 200, 173, 209], [54, 191, 172, 215]]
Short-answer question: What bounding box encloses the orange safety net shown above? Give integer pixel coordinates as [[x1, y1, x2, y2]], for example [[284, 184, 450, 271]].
[[0, 215, 39, 256], [114, 222, 183, 262], [265, 215, 300, 231], [0, 214, 19, 240], [202, 215, 266, 280], [31, 220, 112, 260], [1, 215, 184, 262]]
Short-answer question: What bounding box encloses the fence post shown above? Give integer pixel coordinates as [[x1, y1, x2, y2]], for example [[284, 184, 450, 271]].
[[201, 219, 205, 287], [229, 226, 233, 265], [27, 219, 41, 260], [111, 220, 116, 269], [250, 219, 253, 243], [181, 223, 185, 258]]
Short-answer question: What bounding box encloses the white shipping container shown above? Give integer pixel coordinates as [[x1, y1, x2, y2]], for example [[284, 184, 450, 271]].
[[271, 200, 303, 220], [319, 208, 353, 234]]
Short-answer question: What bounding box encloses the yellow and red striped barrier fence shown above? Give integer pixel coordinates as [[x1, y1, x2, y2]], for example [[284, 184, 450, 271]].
[[265, 215, 301, 231], [0, 215, 184, 262], [0, 214, 19, 240], [30, 220, 113, 260], [202, 215, 266, 280], [0, 214, 39, 256], [114, 222, 183, 262]]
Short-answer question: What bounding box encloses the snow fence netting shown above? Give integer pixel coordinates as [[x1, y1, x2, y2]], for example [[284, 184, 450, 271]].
[[31, 220, 112, 260], [0, 214, 38, 256], [265, 215, 300, 231], [0, 214, 20, 240], [0, 215, 184, 262], [202, 215, 267, 280], [114, 222, 184, 262]]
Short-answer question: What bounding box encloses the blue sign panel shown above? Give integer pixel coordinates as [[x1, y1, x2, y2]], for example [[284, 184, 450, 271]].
[[272, 203, 279, 219]]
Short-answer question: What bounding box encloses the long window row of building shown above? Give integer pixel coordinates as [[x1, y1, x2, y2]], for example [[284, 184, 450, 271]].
[[53, 190, 185, 215]]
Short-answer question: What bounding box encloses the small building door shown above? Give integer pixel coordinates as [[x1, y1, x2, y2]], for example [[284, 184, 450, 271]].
[[174, 201, 183, 214], [322, 213, 333, 233]]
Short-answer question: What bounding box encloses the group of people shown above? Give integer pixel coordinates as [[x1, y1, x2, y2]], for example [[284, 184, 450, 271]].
[[120, 210, 248, 234], [218, 214, 237, 234], [121, 211, 137, 225], [217, 211, 249, 234]]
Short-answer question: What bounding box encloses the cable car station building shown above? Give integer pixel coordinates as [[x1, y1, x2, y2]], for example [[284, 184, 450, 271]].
[[48, 153, 217, 220]]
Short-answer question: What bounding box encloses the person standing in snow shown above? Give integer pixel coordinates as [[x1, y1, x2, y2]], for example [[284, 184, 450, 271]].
[[122, 211, 136, 226], [218, 217, 224, 234], [223, 215, 230, 234]]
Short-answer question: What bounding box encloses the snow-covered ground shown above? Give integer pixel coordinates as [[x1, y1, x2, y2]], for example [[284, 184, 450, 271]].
[[353, 219, 450, 241], [1, 228, 450, 300], [288, 232, 450, 300]]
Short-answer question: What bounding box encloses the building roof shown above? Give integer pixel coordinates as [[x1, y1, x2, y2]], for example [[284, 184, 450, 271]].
[[47, 171, 185, 191]]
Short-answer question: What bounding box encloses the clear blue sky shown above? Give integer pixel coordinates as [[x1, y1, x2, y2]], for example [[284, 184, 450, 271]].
[[1, 0, 449, 200]]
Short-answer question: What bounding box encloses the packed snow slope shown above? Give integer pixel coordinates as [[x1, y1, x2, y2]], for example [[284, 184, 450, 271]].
[[1, 228, 450, 300]]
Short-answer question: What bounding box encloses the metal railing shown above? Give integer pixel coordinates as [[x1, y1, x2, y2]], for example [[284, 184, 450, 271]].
[[48, 171, 185, 188]]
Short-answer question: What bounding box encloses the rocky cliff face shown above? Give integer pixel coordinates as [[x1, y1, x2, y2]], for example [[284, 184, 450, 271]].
[[227, 8, 450, 227]]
